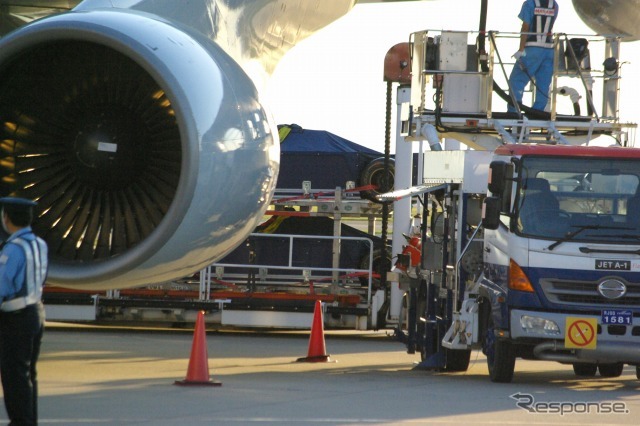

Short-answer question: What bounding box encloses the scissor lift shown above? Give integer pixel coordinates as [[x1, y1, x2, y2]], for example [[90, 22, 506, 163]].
[[406, 30, 636, 149]]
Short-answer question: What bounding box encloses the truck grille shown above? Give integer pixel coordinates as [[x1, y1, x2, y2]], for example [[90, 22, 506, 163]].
[[540, 278, 640, 307]]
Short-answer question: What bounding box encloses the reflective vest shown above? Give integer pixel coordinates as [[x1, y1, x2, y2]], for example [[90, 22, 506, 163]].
[[0, 236, 48, 312], [526, 0, 557, 48]]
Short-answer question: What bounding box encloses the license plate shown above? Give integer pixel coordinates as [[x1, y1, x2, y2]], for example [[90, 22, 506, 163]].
[[601, 310, 632, 325]]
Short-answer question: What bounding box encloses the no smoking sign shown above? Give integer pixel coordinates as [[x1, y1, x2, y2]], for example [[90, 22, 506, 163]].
[[565, 317, 598, 349]]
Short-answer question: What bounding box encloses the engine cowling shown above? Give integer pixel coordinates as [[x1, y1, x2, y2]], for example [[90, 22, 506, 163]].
[[572, 0, 640, 42], [0, 9, 279, 289]]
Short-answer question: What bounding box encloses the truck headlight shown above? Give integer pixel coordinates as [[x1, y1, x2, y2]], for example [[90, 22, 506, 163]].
[[520, 315, 560, 336]]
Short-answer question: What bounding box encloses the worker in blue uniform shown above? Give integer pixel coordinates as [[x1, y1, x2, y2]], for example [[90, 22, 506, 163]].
[[508, 0, 559, 113], [0, 197, 48, 426]]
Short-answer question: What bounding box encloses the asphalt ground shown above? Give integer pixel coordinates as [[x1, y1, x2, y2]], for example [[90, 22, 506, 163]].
[[1, 323, 639, 425]]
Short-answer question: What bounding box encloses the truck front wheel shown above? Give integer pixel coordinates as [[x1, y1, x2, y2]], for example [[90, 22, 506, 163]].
[[598, 363, 624, 378], [573, 363, 597, 377], [483, 315, 516, 383]]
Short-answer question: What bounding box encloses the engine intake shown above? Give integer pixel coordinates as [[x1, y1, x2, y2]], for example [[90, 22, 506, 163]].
[[1, 41, 180, 262]]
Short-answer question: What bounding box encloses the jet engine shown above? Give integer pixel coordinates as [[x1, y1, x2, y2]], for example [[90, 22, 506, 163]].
[[572, 0, 640, 42], [0, 9, 279, 289]]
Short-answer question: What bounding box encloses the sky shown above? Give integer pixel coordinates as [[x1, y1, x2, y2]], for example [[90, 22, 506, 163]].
[[267, 0, 640, 153]]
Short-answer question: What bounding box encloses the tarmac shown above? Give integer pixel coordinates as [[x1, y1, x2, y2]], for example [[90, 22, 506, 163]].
[[1, 322, 640, 425]]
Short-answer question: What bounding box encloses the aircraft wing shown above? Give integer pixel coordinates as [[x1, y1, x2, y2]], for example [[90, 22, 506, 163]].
[[0, 1, 81, 34]]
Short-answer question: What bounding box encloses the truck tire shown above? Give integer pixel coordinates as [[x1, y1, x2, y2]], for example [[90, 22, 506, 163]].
[[445, 348, 471, 372], [359, 157, 394, 203], [483, 315, 516, 383], [573, 363, 597, 377], [598, 363, 624, 378], [636, 366, 640, 380]]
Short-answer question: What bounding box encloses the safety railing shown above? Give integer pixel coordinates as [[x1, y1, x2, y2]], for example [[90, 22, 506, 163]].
[[201, 233, 376, 307], [405, 29, 636, 148], [410, 29, 625, 122]]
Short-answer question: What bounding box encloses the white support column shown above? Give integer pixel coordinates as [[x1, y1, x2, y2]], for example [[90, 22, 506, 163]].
[[389, 86, 414, 321], [602, 38, 620, 120], [332, 187, 342, 286]]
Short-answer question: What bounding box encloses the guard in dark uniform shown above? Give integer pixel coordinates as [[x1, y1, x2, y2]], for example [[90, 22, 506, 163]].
[[0, 197, 48, 426]]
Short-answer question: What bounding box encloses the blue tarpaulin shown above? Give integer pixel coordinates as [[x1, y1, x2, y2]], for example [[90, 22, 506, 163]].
[[277, 124, 381, 190]]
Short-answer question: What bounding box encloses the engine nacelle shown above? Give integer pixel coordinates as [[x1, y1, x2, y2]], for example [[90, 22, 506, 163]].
[[572, 0, 640, 42], [0, 9, 279, 289]]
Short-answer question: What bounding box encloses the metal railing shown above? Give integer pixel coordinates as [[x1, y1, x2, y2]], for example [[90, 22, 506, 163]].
[[201, 233, 376, 306], [410, 29, 624, 120], [405, 29, 636, 148]]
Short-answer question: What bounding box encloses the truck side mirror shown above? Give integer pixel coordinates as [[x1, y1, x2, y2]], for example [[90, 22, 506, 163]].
[[482, 196, 501, 230], [488, 161, 514, 214], [488, 161, 510, 195]]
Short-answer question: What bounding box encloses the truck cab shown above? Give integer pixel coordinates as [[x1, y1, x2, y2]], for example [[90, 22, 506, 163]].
[[481, 144, 640, 381]]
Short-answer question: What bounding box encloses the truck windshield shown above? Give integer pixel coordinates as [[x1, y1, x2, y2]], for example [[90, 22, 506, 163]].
[[516, 156, 640, 243]]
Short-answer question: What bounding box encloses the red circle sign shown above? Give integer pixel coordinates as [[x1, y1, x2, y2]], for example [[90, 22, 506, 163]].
[[568, 320, 595, 347]]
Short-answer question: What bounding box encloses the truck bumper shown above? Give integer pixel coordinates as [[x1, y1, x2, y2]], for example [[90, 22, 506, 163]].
[[510, 309, 640, 364], [532, 340, 640, 364]]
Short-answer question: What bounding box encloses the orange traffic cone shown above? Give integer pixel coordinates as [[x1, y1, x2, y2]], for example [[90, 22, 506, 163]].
[[296, 300, 332, 362], [174, 310, 222, 386]]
